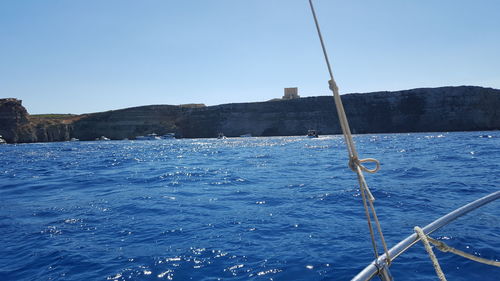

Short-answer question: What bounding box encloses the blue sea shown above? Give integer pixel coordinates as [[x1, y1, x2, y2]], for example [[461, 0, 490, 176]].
[[1, 132, 499, 281]]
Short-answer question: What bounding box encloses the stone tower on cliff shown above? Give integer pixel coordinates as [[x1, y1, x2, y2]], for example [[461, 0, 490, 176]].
[[282, 87, 300, 99]]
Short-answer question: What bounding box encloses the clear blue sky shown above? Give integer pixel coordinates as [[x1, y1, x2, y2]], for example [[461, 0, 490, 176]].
[[1, 0, 499, 114]]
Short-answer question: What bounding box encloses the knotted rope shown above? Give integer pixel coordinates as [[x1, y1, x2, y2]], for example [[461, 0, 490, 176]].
[[415, 226, 500, 281], [308, 0, 389, 266], [415, 225, 500, 281], [427, 236, 500, 267], [414, 226, 448, 281]]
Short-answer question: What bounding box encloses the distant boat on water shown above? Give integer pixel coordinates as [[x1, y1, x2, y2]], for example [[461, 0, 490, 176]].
[[96, 136, 110, 141], [70, 138, 79, 142], [217, 133, 226, 139], [136, 133, 161, 140], [479, 134, 493, 138], [0, 135, 6, 144], [240, 133, 252, 138], [307, 129, 319, 138]]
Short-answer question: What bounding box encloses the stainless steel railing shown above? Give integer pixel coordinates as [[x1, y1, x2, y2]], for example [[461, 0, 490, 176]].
[[351, 191, 500, 281]]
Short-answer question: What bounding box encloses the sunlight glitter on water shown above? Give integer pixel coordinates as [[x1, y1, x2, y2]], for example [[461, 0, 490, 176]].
[[0, 132, 499, 280]]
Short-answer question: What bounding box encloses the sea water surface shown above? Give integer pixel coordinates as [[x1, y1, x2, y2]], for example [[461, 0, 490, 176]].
[[1, 132, 499, 281]]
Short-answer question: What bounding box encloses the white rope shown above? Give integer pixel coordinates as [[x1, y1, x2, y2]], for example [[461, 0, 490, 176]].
[[415, 227, 500, 280], [308, 0, 389, 264], [414, 226, 448, 281], [427, 235, 500, 267], [308, 1, 498, 279]]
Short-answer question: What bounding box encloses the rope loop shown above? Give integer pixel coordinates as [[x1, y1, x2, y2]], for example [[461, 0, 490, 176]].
[[349, 157, 381, 174], [309, 0, 389, 264]]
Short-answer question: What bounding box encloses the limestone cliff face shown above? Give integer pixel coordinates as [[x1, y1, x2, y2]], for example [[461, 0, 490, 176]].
[[0, 99, 73, 143], [344, 86, 500, 133], [71, 105, 182, 140], [0, 99, 33, 143], [177, 98, 340, 138], [1, 86, 499, 143], [32, 123, 73, 142], [178, 86, 500, 137]]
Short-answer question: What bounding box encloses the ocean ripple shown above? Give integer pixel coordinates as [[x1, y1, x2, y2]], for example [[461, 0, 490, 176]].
[[0, 132, 499, 280]]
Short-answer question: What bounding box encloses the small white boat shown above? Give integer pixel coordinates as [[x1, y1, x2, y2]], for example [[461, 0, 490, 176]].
[[96, 136, 110, 141], [217, 133, 226, 139], [70, 138, 79, 141], [0, 135, 6, 144], [136, 133, 161, 140]]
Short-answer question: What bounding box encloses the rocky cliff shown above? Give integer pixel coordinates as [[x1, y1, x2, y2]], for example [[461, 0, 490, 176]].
[[0, 98, 53, 143], [0, 98, 32, 143], [0, 99, 74, 143], [176, 86, 500, 137], [1, 86, 499, 143], [71, 105, 182, 141]]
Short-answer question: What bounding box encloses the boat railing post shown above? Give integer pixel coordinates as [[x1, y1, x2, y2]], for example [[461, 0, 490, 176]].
[[377, 263, 393, 281]]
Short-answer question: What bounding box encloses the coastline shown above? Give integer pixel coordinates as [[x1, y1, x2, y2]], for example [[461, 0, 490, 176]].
[[1, 85, 499, 143]]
